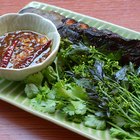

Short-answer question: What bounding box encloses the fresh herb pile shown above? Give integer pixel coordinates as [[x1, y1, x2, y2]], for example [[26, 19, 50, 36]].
[[24, 39, 140, 140]]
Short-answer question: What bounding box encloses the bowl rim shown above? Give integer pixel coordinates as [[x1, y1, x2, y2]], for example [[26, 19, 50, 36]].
[[0, 12, 60, 71]]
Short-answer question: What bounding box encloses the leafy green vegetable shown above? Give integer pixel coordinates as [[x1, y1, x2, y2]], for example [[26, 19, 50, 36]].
[[24, 84, 39, 99], [54, 80, 88, 101], [84, 115, 106, 130], [24, 72, 43, 86], [24, 39, 140, 139], [110, 127, 134, 139], [31, 99, 56, 113], [115, 66, 128, 81], [42, 66, 58, 85], [63, 100, 87, 116]]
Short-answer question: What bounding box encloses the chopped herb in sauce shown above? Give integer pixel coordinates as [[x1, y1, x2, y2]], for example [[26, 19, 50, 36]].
[[0, 31, 52, 69]]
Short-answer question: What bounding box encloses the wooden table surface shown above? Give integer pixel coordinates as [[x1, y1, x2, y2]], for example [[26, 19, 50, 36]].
[[0, 0, 140, 140]]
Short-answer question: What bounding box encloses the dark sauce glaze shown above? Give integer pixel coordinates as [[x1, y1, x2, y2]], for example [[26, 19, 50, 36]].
[[0, 31, 51, 69]]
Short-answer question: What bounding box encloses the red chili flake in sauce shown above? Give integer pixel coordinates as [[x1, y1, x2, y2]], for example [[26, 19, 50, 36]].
[[0, 31, 52, 69]]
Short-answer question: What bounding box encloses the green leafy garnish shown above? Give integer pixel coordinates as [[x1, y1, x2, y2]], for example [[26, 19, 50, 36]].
[[24, 39, 140, 139], [84, 115, 106, 130], [24, 84, 39, 99]]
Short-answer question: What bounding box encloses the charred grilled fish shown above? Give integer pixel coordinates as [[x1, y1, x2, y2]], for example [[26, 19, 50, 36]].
[[19, 7, 140, 66]]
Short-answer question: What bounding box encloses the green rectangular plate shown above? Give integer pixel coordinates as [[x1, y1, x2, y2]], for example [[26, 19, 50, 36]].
[[0, 1, 140, 140]]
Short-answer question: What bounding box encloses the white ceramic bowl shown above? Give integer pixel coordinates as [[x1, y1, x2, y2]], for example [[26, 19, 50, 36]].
[[0, 13, 60, 81]]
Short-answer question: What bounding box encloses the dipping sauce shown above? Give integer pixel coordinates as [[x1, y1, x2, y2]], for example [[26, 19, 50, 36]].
[[0, 31, 51, 69]]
